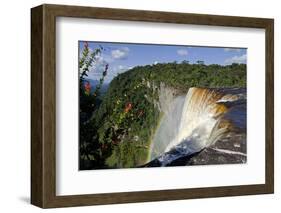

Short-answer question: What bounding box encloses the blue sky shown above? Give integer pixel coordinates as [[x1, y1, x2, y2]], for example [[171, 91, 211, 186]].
[[79, 41, 247, 83]]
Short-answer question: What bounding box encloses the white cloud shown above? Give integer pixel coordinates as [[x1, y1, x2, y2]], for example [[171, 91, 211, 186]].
[[117, 65, 127, 71], [225, 54, 247, 64], [224, 48, 241, 52], [111, 64, 129, 75], [111, 47, 129, 59], [153, 61, 158, 65], [177, 49, 188, 56]]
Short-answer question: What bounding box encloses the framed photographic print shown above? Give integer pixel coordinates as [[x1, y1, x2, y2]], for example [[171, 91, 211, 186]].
[[31, 4, 274, 208]]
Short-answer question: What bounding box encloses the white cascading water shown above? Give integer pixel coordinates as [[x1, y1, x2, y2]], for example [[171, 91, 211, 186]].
[[148, 96, 186, 160], [148, 87, 242, 166], [165, 88, 228, 151]]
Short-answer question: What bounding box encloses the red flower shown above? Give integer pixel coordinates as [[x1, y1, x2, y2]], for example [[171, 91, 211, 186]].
[[84, 82, 91, 95], [124, 102, 132, 113]]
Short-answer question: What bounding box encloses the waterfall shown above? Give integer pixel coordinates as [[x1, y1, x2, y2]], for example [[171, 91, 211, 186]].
[[166, 88, 228, 151], [149, 96, 186, 160], [148, 87, 245, 166]]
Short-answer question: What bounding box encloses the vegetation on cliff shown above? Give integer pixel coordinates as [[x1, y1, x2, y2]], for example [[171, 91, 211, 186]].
[[79, 46, 246, 170]]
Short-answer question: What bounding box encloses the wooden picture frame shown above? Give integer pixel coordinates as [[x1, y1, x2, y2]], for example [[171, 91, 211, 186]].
[[31, 4, 274, 208]]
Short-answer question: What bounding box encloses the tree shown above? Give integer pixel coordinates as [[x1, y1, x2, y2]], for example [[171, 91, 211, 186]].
[[182, 60, 190, 64], [196, 60, 205, 65]]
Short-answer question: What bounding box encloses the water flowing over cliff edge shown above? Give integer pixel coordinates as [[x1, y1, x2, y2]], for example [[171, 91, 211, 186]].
[[145, 87, 246, 167]]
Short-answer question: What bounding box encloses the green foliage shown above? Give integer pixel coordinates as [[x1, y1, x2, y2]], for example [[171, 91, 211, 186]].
[[80, 61, 246, 169], [79, 42, 109, 170]]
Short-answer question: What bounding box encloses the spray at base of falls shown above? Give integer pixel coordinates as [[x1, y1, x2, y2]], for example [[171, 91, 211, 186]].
[[148, 87, 246, 166]]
